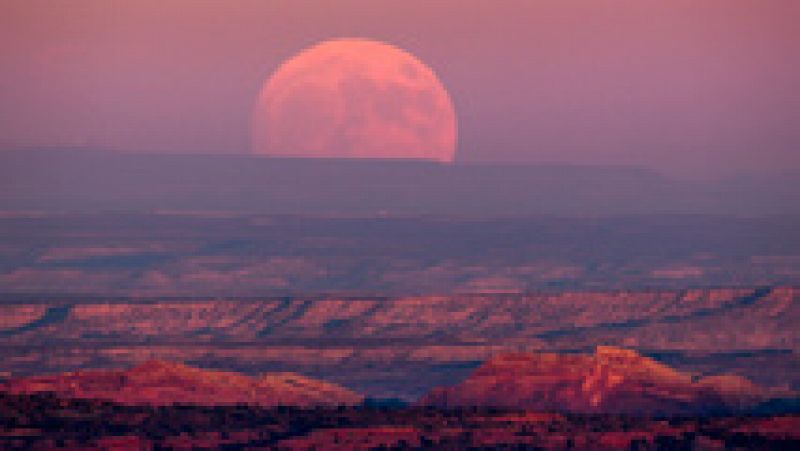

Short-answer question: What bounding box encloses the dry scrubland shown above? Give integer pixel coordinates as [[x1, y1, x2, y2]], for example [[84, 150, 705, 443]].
[[2, 213, 799, 297], [1, 393, 798, 449]]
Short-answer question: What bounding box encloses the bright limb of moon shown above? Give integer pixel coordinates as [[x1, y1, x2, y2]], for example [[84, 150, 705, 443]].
[[252, 38, 457, 162]]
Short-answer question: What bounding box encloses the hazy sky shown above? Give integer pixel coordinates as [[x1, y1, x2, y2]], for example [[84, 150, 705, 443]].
[[1, 0, 798, 177]]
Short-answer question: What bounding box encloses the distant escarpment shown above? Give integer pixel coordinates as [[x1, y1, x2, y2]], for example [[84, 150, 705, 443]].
[[420, 346, 773, 415], [0, 286, 797, 400], [2, 360, 362, 407]]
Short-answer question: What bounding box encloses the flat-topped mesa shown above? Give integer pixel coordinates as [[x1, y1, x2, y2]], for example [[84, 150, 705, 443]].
[[474, 346, 663, 376], [592, 346, 692, 384], [130, 359, 188, 373], [420, 347, 768, 415], [595, 345, 641, 361], [126, 359, 211, 380], [1, 361, 363, 407]]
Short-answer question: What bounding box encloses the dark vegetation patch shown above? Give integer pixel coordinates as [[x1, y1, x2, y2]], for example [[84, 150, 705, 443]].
[[0, 392, 797, 449]]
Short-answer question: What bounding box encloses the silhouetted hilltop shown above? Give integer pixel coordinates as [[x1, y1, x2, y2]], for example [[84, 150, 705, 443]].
[[2, 148, 798, 215]]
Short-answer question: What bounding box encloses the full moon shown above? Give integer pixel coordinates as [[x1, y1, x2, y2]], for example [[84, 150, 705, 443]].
[[252, 38, 457, 162]]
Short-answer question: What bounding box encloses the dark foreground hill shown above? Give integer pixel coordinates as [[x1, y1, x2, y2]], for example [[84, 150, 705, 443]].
[[1, 392, 798, 449], [2, 148, 798, 216]]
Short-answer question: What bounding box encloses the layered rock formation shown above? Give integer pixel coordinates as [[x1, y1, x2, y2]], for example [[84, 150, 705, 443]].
[[0, 287, 797, 399], [2, 287, 795, 350], [420, 346, 769, 415], [2, 360, 362, 407]]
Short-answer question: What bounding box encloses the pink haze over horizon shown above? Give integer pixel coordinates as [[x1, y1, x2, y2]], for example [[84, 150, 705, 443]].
[[1, 0, 798, 178]]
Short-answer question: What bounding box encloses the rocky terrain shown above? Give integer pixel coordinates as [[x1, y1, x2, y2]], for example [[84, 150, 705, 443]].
[[1, 392, 798, 449], [2, 360, 361, 407], [0, 286, 797, 399], [5, 346, 790, 416], [420, 346, 773, 415]]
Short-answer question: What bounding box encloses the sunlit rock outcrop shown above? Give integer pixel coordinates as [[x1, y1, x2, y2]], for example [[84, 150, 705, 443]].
[[420, 346, 769, 415], [2, 360, 362, 407]]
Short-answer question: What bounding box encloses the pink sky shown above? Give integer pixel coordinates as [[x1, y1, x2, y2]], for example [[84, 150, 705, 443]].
[[1, 0, 798, 177]]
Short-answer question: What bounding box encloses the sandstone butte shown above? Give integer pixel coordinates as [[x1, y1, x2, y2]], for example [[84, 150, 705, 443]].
[[420, 346, 773, 415], [1, 360, 362, 407]]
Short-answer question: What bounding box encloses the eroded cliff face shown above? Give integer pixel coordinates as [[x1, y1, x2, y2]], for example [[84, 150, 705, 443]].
[[0, 287, 797, 399], [2, 287, 794, 345], [2, 360, 362, 407], [419, 346, 769, 415]]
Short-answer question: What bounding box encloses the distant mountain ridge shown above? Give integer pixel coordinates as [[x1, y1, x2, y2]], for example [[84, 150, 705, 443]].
[[2, 148, 797, 215]]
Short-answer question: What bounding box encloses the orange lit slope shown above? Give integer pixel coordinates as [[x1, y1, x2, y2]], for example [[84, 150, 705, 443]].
[[3, 360, 362, 407], [421, 346, 769, 415]]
